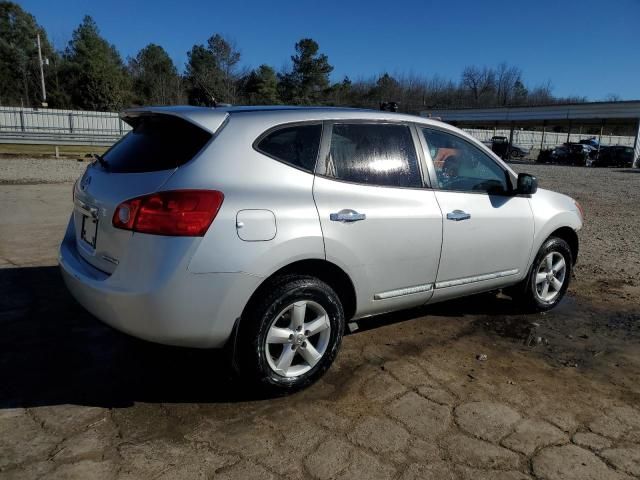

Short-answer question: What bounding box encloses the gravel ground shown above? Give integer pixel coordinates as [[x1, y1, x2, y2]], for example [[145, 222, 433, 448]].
[[0, 157, 88, 184], [510, 163, 640, 303], [1, 159, 639, 479]]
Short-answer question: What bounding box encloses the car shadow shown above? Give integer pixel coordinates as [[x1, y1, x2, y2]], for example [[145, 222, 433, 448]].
[[0, 266, 259, 409], [0, 266, 528, 410], [346, 292, 523, 335]]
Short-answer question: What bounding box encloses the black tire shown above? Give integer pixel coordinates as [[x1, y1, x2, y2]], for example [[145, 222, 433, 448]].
[[237, 275, 345, 394], [507, 237, 573, 312]]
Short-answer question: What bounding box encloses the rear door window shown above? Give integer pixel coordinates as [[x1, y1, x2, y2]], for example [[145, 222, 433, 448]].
[[255, 124, 322, 173], [102, 115, 212, 173], [323, 123, 422, 188]]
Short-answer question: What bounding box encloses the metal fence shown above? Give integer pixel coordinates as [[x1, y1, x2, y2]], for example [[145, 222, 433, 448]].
[[0, 107, 131, 145], [463, 128, 635, 150]]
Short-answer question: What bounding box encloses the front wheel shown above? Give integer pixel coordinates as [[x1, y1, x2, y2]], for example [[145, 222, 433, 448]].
[[507, 237, 573, 311], [237, 275, 345, 393]]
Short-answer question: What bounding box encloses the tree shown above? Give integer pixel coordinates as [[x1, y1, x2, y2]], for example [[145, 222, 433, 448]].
[[512, 79, 528, 105], [61, 16, 130, 110], [128, 44, 181, 105], [461, 66, 496, 106], [279, 38, 333, 104], [374, 73, 400, 102], [208, 34, 241, 103], [185, 34, 241, 105], [495, 62, 522, 106], [185, 44, 217, 106], [0, 2, 59, 106], [326, 76, 353, 105], [243, 64, 279, 104]]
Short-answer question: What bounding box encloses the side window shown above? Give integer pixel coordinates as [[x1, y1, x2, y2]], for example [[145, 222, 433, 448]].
[[421, 128, 510, 194], [324, 123, 422, 188], [256, 124, 322, 172]]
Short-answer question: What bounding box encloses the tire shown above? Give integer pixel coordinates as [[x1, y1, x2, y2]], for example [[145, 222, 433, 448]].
[[507, 237, 573, 312], [237, 275, 345, 393]]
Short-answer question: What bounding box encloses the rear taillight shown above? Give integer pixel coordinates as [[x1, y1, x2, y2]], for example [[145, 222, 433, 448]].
[[113, 190, 224, 236]]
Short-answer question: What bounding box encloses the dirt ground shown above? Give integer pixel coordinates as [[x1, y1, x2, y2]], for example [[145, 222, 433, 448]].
[[0, 162, 639, 479]]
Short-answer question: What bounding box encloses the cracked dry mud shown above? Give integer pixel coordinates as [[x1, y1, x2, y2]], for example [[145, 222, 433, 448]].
[[1, 163, 640, 479]]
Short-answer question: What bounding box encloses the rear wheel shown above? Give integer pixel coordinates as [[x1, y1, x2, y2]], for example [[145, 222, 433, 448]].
[[237, 275, 345, 393], [507, 237, 572, 311]]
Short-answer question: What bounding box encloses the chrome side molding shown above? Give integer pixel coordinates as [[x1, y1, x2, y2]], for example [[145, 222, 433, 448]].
[[374, 283, 434, 300], [435, 269, 519, 289]]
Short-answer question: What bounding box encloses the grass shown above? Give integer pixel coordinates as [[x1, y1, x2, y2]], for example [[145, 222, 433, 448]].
[[0, 143, 109, 158]]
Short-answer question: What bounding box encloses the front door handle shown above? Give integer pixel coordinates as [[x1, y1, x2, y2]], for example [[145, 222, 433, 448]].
[[330, 209, 366, 222], [446, 210, 471, 221]]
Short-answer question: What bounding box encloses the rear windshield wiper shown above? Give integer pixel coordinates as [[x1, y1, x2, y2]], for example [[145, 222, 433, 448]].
[[93, 153, 109, 170]]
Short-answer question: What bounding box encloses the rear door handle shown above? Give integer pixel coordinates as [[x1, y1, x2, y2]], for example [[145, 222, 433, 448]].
[[330, 209, 366, 222], [446, 210, 471, 221]]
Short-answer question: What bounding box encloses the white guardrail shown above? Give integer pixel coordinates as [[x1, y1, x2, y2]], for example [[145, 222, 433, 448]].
[[0, 107, 131, 145], [0, 106, 636, 149]]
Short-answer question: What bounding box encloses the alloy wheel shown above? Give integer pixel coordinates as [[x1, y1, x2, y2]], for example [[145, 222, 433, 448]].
[[264, 300, 331, 378], [535, 251, 567, 302]]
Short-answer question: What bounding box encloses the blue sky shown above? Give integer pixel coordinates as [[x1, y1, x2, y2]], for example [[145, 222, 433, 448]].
[[20, 0, 640, 100]]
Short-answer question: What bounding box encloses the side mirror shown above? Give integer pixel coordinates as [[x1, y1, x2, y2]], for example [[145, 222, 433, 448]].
[[516, 173, 538, 195]]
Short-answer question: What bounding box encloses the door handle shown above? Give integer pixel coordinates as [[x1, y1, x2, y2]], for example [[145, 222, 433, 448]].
[[330, 209, 366, 222], [446, 210, 471, 221]]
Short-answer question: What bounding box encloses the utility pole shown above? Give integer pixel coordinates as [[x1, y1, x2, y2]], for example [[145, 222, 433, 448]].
[[36, 33, 47, 108]]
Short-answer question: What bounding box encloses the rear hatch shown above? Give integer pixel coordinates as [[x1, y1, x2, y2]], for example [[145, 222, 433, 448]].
[[72, 109, 226, 274]]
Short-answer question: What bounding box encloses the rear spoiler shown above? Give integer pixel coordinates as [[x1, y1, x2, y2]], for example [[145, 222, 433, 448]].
[[121, 106, 229, 135]]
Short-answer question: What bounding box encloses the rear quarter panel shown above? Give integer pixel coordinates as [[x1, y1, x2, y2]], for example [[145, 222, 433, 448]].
[[161, 114, 325, 277]]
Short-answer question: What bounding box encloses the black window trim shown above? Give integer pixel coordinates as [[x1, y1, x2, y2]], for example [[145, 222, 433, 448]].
[[252, 120, 324, 174], [417, 124, 516, 196], [315, 119, 431, 190]]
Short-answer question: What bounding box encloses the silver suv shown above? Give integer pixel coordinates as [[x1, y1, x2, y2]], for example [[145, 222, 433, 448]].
[[60, 106, 583, 392]]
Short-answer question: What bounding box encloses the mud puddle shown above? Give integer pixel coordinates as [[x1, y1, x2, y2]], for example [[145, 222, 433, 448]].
[[471, 292, 640, 373]]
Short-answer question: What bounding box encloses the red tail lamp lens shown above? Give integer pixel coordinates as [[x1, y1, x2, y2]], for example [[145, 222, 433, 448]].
[[113, 190, 224, 236]]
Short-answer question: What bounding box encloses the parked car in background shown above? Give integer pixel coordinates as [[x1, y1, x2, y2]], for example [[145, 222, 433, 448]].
[[579, 138, 600, 149], [537, 148, 553, 163], [59, 106, 583, 393], [550, 143, 592, 166], [588, 145, 634, 167], [490, 136, 510, 158], [487, 136, 529, 159], [509, 144, 530, 158]]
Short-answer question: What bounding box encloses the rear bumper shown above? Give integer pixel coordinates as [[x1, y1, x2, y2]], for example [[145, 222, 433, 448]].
[[58, 216, 261, 348]]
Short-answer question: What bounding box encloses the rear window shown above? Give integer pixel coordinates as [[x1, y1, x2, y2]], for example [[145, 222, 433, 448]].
[[255, 124, 322, 173], [102, 115, 212, 173], [323, 123, 422, 188]]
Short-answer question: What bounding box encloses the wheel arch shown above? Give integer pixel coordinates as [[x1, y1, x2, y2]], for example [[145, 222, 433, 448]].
[[548, 226, 579, 265], [241, 259, 357, 322]]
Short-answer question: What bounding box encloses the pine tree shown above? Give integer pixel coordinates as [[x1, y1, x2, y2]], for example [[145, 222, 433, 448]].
[[279, 38, 333, 104], [185, 34, 240, 105], [129, 44, 181, 105], [0, 2, 58, 106], [243, 64, 279, 104], [61, 16, 130, 110]]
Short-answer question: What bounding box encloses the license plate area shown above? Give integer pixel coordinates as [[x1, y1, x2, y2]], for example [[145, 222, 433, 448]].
[[81, 214, 98, 249]]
